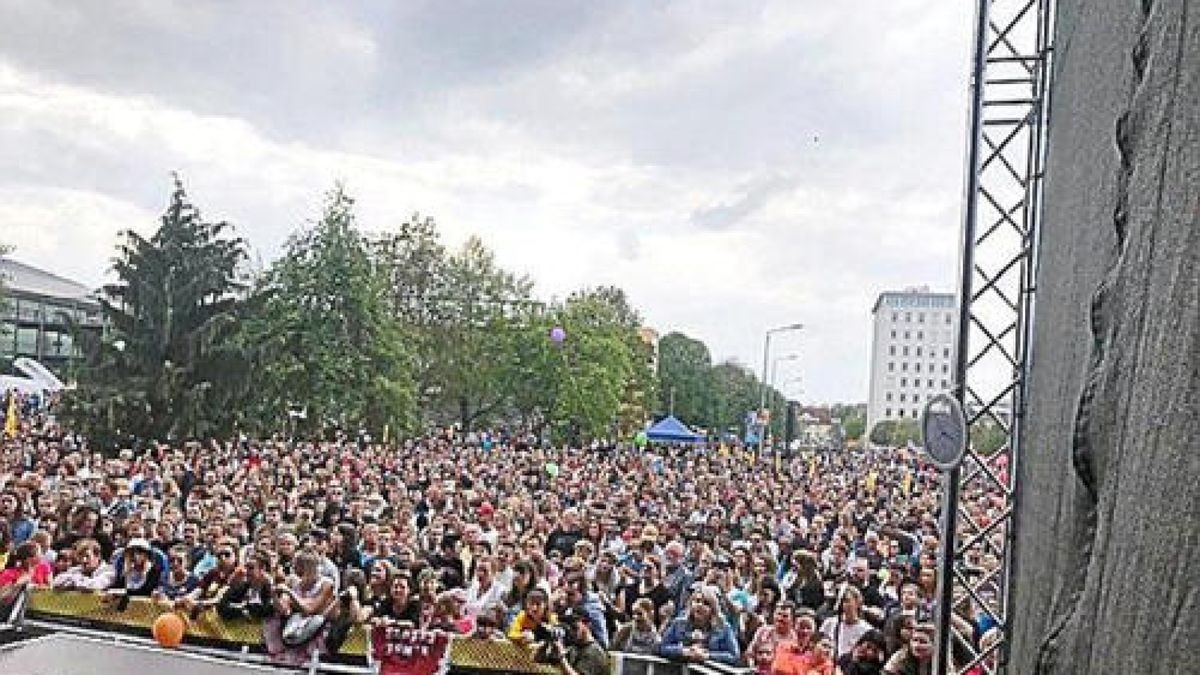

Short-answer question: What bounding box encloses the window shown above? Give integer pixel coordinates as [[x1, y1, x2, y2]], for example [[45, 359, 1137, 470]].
[[899, 393, 906, 402], [886, 392, 893, 401], [898, 409, 906, 418], [914, 363, 921, 373], [928, 379, 934, 388], [913, 408, 920, 418], [905, 312, 912, 322], [886, 407, 893, 417], [943, 347, 951, 358], [904, 330, 911, 340], [901, 362, 908, 371], [942, 379, 949, 389], [892, 312, 898, 322], [912, 394, 920, 404], [945, 313, 952, 324], [919, 312, 925, 323], [942, 364, 949, 374], [900, 378, 908, 387], [917, 331, 924, 340], [916, 347, 923, 357], [889, 346, 896, 356], [902, 346, 910, 356], [891, 330, 897, 339], [888, 362, 895, 372]]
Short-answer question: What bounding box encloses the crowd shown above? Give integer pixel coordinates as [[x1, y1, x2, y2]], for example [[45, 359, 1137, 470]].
[[1, 391, 1006, 674]]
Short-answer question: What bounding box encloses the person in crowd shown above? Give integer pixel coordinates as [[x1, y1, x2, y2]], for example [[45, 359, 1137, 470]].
[[465, 556, 506, 617], [370, 571, 420, 625], [658, 586, 740, 666], [556, 604, 609, 675], [837, 629, 888, 675], [507, 587, 558, 649], [746, 600, 799, 674], [781, 548, 827, 611], [820, 585, 873, 660], [110, 538, 163, 597], [618, 554, 671, 621], [218, 550, 277, 621], [612, 597, 660, 655], [176, 536, 239, 616], [883, 622, 935, 675], [51, 538, 115, 590], [0, 541, 53, 588]]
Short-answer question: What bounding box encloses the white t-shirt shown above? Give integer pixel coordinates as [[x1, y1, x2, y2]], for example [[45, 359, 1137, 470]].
[[820, 616, 872, 659]]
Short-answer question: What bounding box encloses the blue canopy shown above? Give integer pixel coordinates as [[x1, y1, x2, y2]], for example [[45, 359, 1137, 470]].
[[645, 415, 705, 444]]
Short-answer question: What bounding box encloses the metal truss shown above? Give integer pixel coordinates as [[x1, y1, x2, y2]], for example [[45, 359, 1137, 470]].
[[937, 0, 1055, 673]]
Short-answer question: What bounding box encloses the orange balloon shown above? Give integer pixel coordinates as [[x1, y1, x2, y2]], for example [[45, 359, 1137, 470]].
[[152, 612, 186, 648]]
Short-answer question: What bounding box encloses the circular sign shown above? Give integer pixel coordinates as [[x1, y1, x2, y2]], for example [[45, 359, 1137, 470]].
[[921, 393, 968, 470]]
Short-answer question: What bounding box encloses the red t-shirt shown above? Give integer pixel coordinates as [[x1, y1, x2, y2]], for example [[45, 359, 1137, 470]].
[[0, 561, 52, 587]]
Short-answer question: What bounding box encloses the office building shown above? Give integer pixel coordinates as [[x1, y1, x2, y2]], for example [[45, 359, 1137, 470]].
[[866, 287, 957, 437]]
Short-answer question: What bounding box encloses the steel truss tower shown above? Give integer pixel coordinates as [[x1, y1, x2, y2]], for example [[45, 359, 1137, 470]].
[[936, 0, 1055, 673]]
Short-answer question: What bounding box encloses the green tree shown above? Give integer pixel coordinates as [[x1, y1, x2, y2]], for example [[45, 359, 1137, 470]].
[[432, 236, 537, 430], [709, 360, 760, 438], [242, 185, 415, 437], [832, 403, 867, 441], [970, 417, 1008, 455], [62, 177, 250, 444], [373, 213, 449, 415], [547, 287, 651, 443], [657, 331, 714, 425], [868, 419, 921, 447]]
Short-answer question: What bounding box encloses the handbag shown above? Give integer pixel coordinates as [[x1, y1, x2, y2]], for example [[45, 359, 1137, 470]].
[[281, 612, 327, 647]]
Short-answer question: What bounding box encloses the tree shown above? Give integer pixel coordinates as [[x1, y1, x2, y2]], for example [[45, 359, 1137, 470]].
[[657, 332, 714, 425], [868, 419, 921, 447], [373, 213, 449, 415], [546, 287, 651, 443], [62, 177, 250, 444], [709, 360, 760, 439], [832, 403, 867, 441], [431, 237, 538, 430], [970, 417, 1008, 455], [242, 185, 415, 437]]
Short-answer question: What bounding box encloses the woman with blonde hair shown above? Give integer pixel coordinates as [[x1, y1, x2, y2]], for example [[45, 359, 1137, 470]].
[[658, 586, 741, 666]]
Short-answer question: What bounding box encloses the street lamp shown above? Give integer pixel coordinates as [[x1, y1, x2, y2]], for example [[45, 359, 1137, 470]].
[[771, 353, 799, 390], [759, 323, 804, 451]]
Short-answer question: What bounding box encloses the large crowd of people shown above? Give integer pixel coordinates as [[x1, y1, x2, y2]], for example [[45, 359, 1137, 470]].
[[1, 390, 1005, 674]]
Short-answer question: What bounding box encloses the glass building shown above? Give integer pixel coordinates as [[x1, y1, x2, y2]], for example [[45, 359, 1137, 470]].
[[1, 257, 104, 375]]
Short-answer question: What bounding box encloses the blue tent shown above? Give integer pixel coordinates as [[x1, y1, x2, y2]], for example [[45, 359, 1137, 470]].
[[645, 415, 705, 444]]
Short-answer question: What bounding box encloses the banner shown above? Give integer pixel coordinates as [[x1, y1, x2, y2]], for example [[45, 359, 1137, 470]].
[[372, 626, 450, 675]]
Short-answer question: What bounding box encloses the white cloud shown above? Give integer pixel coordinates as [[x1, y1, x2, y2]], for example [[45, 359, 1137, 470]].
[[0, 1, 976, 404]]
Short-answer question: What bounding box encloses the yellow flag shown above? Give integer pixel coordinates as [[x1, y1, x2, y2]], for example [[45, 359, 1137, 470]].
[[866, 470, 878, 494], [901, 469, 913, 497], [4, 394, 18, 439]]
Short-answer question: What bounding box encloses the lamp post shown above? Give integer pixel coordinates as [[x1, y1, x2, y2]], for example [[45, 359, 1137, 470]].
[[771, 354, 799, 391], [759, 323, 804, 452]]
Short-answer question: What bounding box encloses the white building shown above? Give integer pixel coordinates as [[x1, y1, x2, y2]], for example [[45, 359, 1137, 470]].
[[866, 288, 957, 437]]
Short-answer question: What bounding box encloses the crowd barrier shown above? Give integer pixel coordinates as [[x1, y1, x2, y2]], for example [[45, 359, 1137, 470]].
[[19, 589, 751, 674]]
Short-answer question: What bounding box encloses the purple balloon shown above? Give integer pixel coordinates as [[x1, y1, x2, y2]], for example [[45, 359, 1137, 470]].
[[549, 326, 566, 344]]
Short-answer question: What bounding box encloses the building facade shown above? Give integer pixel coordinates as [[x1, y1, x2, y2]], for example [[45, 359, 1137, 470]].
[[866, 288, 957, 437], [1, 258, 104, 374]]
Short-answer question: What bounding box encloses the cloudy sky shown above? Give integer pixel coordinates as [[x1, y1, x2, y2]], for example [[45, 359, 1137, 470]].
[[0, 0, 974, 404]]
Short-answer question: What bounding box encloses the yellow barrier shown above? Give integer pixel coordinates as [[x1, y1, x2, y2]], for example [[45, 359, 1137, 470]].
[[28, 589, 560, 672], [28, 588, 367, 655]]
